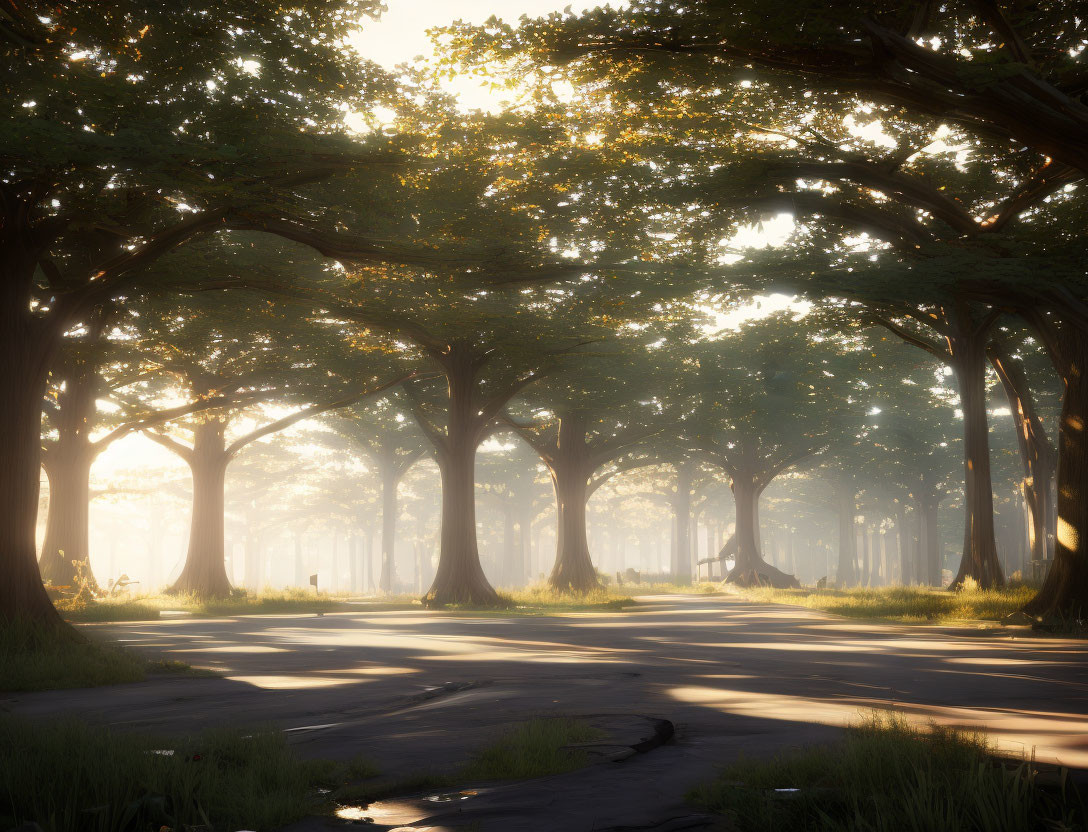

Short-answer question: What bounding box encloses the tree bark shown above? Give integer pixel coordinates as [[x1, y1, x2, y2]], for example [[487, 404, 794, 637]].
[[1024, 327, 1088, 619], [0, 315, 66, 627], [725, 468, 799, 588], [835, 485, 858, 587], [549, 465, 598, 592], [546, 414, 601, 593], [38, 447, 95, 588], [949, 323, 1005, 588], [169, 421, 232, 598], [990, 341, 1056, 566], [421, 350, 500, 607]]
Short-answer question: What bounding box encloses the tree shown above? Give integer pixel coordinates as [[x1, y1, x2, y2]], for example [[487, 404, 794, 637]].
[[0, 0, 443, 624], [131, 275, 409, 597], [454, 0, 1088, 611], [330, 393, 428, 592], [689, 312, 860, 588], [505, 338, 673, 592]]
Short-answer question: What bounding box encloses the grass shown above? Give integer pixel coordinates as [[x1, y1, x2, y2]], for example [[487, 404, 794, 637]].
[[723, 582, 1038, 625], [0, 716, 377, 832], [0, 621, 198, 692], [689, 712, 1086, 832], [460, 717, 606, 780], [608, 580, 722, 596], [55, 588, 368, 623], [332, 717, 606, 810]]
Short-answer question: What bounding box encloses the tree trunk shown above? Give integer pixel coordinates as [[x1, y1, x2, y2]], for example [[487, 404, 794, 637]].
[[0, 317, 66, 627], [897, 505, 911, 585], [38, 447, 95, 588], [547, 414, 600, 593], [422, 351, 499, 607], [670, 461, 694, 583], [378, 463, 398, 593], [169, 421, 232, 598], [835, 485, 858, 587], [725, 468, 799, 588], [549, 464, 598, 592], [1024, 327, 1088, 619], [919, 493, 942, 586], [990, 342, 1057, 566], [949, 327, 1005, 588]]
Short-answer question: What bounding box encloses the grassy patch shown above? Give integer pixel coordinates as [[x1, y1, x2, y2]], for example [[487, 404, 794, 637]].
[[333, 717, 606, 810], [489, 584, 635, 614], [609, 581, 721, 596], [0, 716, 373, 832], [55, 588, 373, 622], [689, 713, 1085, 832], [724, 583, 1037, 624], [0, 621, 192, 692], [460, 717, 606, 780]]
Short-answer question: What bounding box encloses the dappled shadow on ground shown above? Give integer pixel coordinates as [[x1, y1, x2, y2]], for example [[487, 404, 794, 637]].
[[9, 596, 1088, 795]]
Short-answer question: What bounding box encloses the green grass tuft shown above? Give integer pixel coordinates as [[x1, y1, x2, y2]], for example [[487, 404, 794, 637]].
[[0, 717, 364, 832], [0, 621, 162, 692], [689, 712, 1085, 832], [460, 717, 606, 781], [725, 583, 1038, 624]]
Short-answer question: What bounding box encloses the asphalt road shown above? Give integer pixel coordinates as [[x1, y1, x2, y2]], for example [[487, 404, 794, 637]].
[[7, 594, 1088, 830]]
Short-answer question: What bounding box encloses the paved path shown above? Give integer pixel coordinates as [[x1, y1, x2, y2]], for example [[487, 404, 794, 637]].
[[6, 595, 1088, 830]]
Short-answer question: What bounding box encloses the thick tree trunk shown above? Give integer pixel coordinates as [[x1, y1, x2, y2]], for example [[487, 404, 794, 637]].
[[0, 318, 66, 628], [725, 470, 799, 588], [1024, 328, 1088, 619], [169, 422, 232, 598], [38, 448, 95, 587], [547, 414, 600, 593], [378, 464, 398, 593], [949, 329, 1005, 588], [835, 485, 858, 587], [425, 440, 499, 606], [549, 466, 598, 592], [422, 352, 499, 607]]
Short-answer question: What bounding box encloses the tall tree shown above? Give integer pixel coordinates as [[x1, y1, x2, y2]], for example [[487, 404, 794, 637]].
[[330, 393, 428, 593], [505, 340, 673, 592], [689, 312, 860, 587]]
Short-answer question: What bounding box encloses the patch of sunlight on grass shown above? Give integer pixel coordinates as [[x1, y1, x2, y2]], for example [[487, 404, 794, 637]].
[[0, 621, 199, 692], [688, 711, 1086, 832], [724, 583, 1038, 624], [488, 584, 635, 614], [609, 581, 721, 597], [0, 717, 377, 832]]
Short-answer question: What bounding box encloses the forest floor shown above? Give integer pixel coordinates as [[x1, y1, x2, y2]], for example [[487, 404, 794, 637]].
[[6, 594, 1088, 831], [717, 582, 1044, 627]]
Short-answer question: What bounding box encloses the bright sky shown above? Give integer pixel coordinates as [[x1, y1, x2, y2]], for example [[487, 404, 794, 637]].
[[348, 1, 626, 113], [351, 1, 622, 69]]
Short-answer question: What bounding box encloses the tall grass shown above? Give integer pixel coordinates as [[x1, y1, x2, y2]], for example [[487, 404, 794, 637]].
[[689, 713, 1084, 832], [726, 583, 1037, 623], [0, 717, 352, 832]]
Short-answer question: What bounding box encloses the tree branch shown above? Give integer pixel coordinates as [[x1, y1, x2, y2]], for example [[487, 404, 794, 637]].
[[868, 315, 949, 360], [226, 373, 413, 457]]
